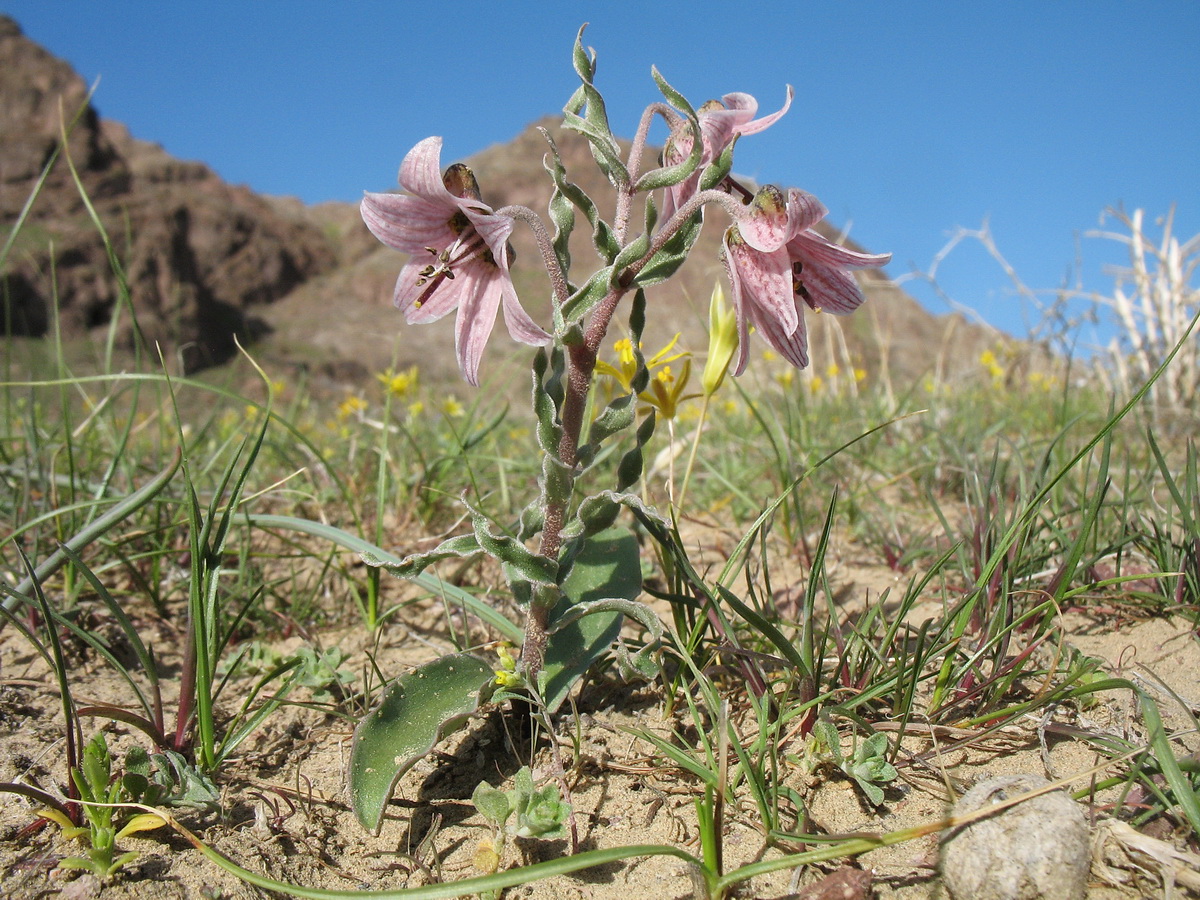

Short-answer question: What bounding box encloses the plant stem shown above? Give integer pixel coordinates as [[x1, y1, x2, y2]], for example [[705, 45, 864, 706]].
[[520, 181, 742, 683], [676, 392, 711, 513]]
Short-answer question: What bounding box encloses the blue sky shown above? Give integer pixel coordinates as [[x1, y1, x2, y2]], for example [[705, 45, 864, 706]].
[[6, 1, 1198, 340]]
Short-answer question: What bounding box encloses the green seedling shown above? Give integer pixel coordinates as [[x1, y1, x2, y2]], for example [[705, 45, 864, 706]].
[[812, 720, 898, 808], [224, 643, 355, 705], [472, 765, 572, 892], [46, 733, 165, 881], [473, 766, 571, 844], [122, 747, 219, 812]]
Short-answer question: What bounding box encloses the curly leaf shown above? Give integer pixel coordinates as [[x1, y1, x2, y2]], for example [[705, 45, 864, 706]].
[[699, 137, 737, 191], [564, 28, 628, 187], [616, 412, 657, 492], [609, 232, 651, 288], [532, 349, 562, 454], [631, 67, 702, 193], [634, 212, 703, 288], [587, 392, 636, 448], [541, 128, 617, 264], [360, 533, 481, 580], [561, 266, 615, 324], [472, 509, 558, 587]]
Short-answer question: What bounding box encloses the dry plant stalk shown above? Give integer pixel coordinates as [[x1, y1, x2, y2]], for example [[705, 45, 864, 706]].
[[1090, 207, 1199, 408], [906, 207, 1198, 411]]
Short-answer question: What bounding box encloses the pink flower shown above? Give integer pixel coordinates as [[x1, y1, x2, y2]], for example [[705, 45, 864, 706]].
[[361, 137, 549, 386], [722, 186, 890, 373], [661, 88, 794, 223]]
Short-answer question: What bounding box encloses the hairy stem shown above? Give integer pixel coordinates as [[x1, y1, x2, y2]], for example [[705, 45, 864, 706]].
[[495, 204, 571, 308], [522, 184, 738, 682]]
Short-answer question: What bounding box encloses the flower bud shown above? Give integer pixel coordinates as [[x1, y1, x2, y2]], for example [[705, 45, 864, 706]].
[[702, 282, 737, 396]]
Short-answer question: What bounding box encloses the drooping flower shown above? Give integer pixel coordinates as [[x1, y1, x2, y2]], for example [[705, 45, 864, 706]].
[[661, 88, 794, 223], [722, 186, 890, 373], [361, 137, 549, 386]]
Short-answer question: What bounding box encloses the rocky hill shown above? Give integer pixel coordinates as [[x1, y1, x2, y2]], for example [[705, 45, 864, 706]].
[[2, 15, 998, 389], [0, 16, 343, 372]]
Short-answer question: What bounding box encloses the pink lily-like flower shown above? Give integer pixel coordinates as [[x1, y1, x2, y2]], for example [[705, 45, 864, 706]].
[[361, 137, 549, 386], [722, 186, 890, 374], [661, 88, 794, 223]]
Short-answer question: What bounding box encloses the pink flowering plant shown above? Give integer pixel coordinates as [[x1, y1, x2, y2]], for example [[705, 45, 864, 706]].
[[348, 28, 889, 833]]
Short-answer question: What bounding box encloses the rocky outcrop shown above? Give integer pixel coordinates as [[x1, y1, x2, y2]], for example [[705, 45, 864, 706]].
[[0, 16, 338, 371]]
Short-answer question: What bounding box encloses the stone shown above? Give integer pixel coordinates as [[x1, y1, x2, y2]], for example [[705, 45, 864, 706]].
[[940, 774, 1090, 900]]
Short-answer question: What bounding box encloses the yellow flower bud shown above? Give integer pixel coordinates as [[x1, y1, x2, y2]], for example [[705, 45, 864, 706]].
[[702, 282, 738, 396]]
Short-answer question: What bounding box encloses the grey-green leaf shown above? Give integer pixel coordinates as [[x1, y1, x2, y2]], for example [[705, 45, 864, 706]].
[[540, 527, 643, 712], [349, 654, 494, 832]]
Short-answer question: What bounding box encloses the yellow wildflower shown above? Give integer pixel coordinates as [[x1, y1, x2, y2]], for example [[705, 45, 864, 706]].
[[337, 395, 367, 420], [979, 349, 1005, 382], [494, 643, 523, 688], [1028, 371, 1058, 392], [440, 396, 465, 418], [494, 670, 523, 688], [376, 365, 419, 398], [596, 334, 687, 393], [641, 360, 698, 420]]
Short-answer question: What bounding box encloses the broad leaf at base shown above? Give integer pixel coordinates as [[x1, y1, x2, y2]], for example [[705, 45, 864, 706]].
[[350, 653, 494, 832]]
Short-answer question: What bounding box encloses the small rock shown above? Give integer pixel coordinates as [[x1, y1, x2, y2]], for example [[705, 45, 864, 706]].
[[58, 873, 102, 900], [940, 774, 1089, 900]]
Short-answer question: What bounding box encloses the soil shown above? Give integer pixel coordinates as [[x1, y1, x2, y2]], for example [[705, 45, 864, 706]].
[[1, 533, 1198, 899]]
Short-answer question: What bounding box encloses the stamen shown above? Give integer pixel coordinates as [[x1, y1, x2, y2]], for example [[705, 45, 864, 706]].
[[792, 261, 813, 303], [723, 175, 755, 204], [409, 231, 491, 308]]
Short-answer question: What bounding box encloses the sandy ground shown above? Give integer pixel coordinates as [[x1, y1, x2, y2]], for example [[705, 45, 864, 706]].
[[1, 543, 1198, 899]]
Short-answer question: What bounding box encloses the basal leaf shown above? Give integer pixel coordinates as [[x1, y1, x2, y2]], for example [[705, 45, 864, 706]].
[[349, 654, 494, 832]]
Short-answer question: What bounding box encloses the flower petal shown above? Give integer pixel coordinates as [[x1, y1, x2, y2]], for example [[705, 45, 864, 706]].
[[499, 280, 550, 346], [751, 298, 810, 369], [727, 234, 799, 336], [788, 229, 890, 315], [740, 186, 791, 252], [453, 264, 502, 386], [398, 136, 451, 199], [788, 229, 891, 270], [795, 259, 868, 315], [362, 191, 455, 253], [785, 189, 828, 234], [392, 260, 459, 322], [464, 207, 515, 258], [729, 85, 793, 136]]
